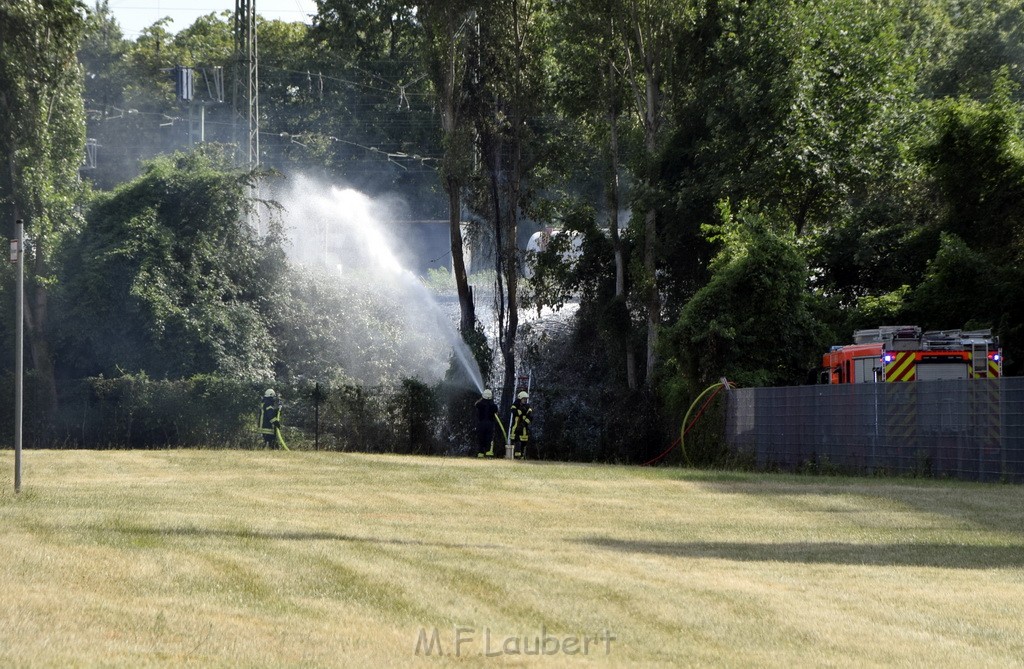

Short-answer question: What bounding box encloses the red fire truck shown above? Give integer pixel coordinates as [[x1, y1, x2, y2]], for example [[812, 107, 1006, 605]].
[[821, 326, 1003, 384]]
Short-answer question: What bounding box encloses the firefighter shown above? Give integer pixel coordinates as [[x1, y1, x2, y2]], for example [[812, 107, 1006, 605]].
[[473, 389, 500, 457], [510, 390, 532, 459], [259, 389, 288, 450]]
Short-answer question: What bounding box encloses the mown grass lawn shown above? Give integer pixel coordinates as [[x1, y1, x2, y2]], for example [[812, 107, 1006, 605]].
[[1, 450, 1022, 667]]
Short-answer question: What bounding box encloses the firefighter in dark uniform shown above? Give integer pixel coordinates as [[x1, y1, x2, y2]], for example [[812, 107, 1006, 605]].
[[510, 390, 532, 459], [259, 388, 286, 449], [474, 388, 500, 457]]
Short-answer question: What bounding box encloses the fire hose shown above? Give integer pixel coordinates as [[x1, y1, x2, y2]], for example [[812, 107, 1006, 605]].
[[642, 378, 735, 466], [494, 413, 507, 444]]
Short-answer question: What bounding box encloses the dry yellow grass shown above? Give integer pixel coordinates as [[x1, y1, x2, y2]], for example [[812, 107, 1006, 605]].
[[1, 450, 1023, 667]]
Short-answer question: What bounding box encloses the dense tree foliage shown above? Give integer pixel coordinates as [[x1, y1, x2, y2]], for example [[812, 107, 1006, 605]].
[[57, 149, 284, 379], [0, 0, 89, 408], [1, 0, 1023, 456], [661, 202, 827, 397], [468, 0, 557, 411], [905, 80, 1024, 353], [548, 0, 639, 389]]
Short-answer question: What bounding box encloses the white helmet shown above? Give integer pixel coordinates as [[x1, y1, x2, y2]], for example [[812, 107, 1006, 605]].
[[517, 391, 529, 400], [482, 389, 492, 399], [264, 388, 276, 398]]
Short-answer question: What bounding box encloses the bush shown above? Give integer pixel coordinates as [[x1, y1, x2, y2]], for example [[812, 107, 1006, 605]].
[[3, 374, 458, 453]]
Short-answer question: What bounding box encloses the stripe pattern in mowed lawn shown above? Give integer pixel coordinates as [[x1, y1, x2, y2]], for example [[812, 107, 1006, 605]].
[[1, 450, 1023, 666]]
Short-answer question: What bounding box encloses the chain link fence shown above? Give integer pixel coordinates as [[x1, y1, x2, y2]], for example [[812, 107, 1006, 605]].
[[725, 378, 1024, 482]]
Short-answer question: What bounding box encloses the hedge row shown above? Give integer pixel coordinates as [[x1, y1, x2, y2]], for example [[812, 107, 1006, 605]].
[[1, 374, 472, 453]]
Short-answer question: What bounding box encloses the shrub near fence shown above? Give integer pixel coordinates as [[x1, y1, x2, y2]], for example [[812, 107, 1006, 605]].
[[0, 375, 453, 452], [47, 375, 261, 449], [0, 372, 688, 462], [725, 378, 1024, 482], [286, 378, 445, 454]]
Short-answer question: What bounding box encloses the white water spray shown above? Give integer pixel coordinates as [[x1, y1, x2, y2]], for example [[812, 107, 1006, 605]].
[[279, 177, 485, 392]]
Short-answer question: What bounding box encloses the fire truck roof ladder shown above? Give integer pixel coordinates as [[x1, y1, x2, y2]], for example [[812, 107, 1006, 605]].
[[853, 326, 921, 345], [921, 330, 962, 351], [960, 329, 995, 344]]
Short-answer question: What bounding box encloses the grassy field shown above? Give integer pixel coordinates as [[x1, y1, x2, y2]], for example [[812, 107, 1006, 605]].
[[1, 450, 1023, 667]]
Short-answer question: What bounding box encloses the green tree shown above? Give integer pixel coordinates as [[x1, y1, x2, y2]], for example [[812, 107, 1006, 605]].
[[419, 0, 477, 336], [57, 149, 285, 379], [655, 0, 926, 329], [0, 0, 89, 408], [907, 77, 1024, 372], [311, 0, 442, 208], [79, 1, 135, 188], [906, 233, 1023, 339], [920, 76, 1024, 263], [618, 0, 690, 385], [470, 0, 554, 407], [550, 0, 638, 389], [923, 0, 1024, 102], [254, 20, 319, 167], [661, 201, 825, 398]]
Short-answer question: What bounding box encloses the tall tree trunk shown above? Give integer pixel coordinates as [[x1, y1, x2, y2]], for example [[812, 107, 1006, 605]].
[[447, 175, 475, 335], [23, 284, 57, 410], [432, 7, 476, 337], [486, 119, 521, 411], [606, 59, 636, 390], [6, 140, 57, 410], [487, 140, 516, 409], [642, 60, 661, 385], [643, 206, 658, 382], [503, 117, 522, 399], [472, 0, 540, 410], [622, 2, 668, 387], [440, 84, 474, 336]]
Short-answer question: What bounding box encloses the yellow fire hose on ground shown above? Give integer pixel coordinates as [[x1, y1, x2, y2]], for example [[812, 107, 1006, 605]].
[[275, 424, 290, 451]]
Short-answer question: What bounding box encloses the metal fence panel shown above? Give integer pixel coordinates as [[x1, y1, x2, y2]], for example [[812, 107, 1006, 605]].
[[725, 378, 1024, 482]]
